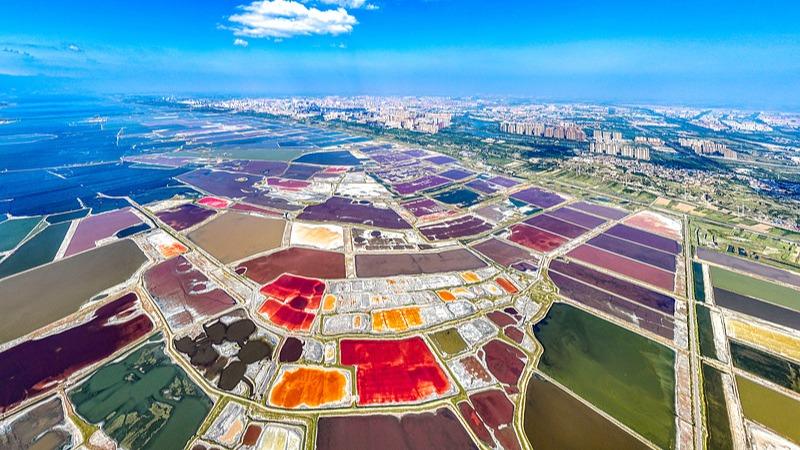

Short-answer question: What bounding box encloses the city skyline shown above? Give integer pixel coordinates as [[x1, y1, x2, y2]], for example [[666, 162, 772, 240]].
[[1, 0, 800, 109]]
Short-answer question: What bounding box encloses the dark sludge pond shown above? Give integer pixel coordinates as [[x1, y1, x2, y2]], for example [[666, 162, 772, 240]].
[[174, 316, 273, 392]]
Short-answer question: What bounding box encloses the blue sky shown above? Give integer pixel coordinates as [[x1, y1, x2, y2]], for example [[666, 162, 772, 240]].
[[1, 0, 799, 109]]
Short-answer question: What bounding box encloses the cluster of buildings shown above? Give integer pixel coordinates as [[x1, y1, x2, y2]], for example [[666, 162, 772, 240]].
[[498, 121, 587, 141], [325, 109, 452, 134], [589, 130, 651, 161], [679, 138, 738, 159]]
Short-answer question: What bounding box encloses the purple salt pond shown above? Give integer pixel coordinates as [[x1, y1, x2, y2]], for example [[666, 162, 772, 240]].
[[523, 214, 588, 239], [570, 201, 628, 220], [402, 149, 429, 158], [64, 208, 143, 256], [216, 160, 288, 177], [606, 224, 682, 254], [466, 179, 499, 194], [548, 270, 674, 339], [472, 238, 534, 267], [425, 155, 457, 165], [298, 196, 411, 229], [510, 187, 565, 209], [549, 259, 675, 314], [488, 176, 520, 188], [439, 168, 475, 180], [393, 175, 451, 195], [548, 207, 607, 228], [156, 204, 216, 231], [282, 164, 323, 180], [587, 233, 677, 271], [267, 178, 311, 190], [371, 152, 414, 165], [178, 169, 261, 198], [402, 198, 450, 217], [419, 215, 492, 241], [241, 193, 303, 211]]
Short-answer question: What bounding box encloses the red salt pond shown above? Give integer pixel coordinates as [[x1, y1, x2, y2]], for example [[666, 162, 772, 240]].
[[258, 275, 325, 331], [340, 337, 451, 405], [508, 224, 567, 253], [237, 247, 346, 284], [197, 196, 230, 209], [64, 208, 142, 256], [568, 244, 675, 291], [464, 389, 522, 450], [481, 339, 527, 393]]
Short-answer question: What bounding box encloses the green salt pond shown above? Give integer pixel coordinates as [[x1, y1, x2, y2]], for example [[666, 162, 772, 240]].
[[701, 363, 733, 450], [533, 303, 677, 449], [692, 262, 706, 302], [696, 304, 719, 360], [730, 341, 800, 395], [70, 336, 211, 450], [523, 374, 649, 450], [0, 216, 41, 252], [710, 266, 800, 313], [736, 375, 800, 445], [430, 328, 468, 356], [0, 221, 69, 279]]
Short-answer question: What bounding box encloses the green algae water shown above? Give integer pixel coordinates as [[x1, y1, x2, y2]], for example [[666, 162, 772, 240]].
[[701, 363, 733, 449], [70, 336, 211, 450], [696, 304, 719, 360], [736, 375, 800, 445], [533, 303, 677, 449], [523, 373, 649, 450]]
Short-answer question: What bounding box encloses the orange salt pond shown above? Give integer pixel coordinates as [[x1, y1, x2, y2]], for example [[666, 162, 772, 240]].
[[371, 307, 423, 332], [461, 272, 480, 283], [322, 294, 337, 312], [146, 231, 188, 259], [436, 290, 456, 302], [495, 277, 518, 294], [269, 366, 350, 408], [290, 222, 344, 250]]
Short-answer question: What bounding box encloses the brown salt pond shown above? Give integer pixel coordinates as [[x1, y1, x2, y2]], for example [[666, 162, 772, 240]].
[[522, 374, 649, 450], [459, 389, 522, 450], [144, 256, 237, 331], [188, 212, 286, 264], [237, 247, 346, 283], [242, 424, 262, 446], [0, 395, 76, 449], [355, 248, 487, 278], [0, 239, 147, 345], [316, 408, 477, 450]]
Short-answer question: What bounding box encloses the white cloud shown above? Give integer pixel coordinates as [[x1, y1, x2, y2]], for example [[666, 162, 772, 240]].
[[316, 0, 365, 8], [228, 0, 357, 39], [67, 44, 82, 52], [234, 38, 249, 47]]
